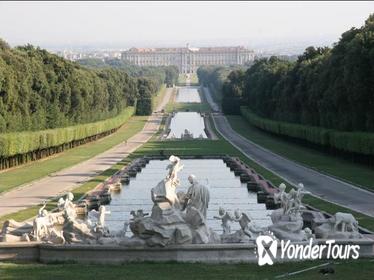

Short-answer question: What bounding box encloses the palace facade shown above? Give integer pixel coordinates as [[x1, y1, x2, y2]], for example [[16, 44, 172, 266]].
[[121, 46, 254, 73]]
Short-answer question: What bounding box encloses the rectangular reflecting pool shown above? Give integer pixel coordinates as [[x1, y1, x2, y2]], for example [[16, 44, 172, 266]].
[[176, 86, 201, 103], [105, 159, 272, 234], [167, 112, 207, 139]]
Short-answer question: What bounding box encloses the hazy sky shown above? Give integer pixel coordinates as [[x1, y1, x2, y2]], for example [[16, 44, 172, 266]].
[[0, 1, 373, 50]]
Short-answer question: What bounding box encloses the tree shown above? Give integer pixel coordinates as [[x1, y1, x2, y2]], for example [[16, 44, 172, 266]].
[[135, 78, 153, 115]]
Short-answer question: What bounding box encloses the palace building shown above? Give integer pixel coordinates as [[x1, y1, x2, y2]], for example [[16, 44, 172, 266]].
[[121, 45, 254, 73]]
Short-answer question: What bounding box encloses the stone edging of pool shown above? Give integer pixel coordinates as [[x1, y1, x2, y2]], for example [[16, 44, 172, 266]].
[[160, 112, 218, 140], [1, 239, 373, 264]]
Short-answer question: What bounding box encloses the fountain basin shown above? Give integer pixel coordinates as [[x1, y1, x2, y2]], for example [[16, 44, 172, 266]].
[[166, 112, 208, 139], [176, 86, 201, 103], [105, 159, 273, 234]]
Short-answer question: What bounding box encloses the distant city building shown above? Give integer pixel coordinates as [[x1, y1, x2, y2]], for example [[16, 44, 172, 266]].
[[55, 50, 124, 61], [121, 45, 255, 73]]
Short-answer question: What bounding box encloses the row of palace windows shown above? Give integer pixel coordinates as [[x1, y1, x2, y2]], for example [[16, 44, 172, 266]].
[[124, 54, 252, 65]]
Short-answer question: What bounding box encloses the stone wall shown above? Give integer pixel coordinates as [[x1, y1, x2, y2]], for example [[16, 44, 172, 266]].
[[1, 241, 373, 264]]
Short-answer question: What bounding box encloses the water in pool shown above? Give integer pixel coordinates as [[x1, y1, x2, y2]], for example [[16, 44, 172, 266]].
[[167, 112, 207, 139], [105, 159, 273, 234], [176, 86, 201, 103]]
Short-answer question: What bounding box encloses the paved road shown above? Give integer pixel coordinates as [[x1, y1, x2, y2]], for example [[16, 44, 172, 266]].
[[0, 88, 173, 217], [202, 87, 374, 218]]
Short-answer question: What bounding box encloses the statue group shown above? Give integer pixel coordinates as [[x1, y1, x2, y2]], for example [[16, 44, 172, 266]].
[[1, 192, 110, 244], [267, 183, 311, 241], [0, 155, 363, 246], [125, 155, 219, 246]]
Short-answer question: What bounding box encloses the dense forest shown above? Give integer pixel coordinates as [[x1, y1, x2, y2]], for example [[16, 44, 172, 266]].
[[0, 41, 138, 133], [197, 65, 249, 114], [0, 42, 179, 133], [0, 40, 178, 169], [197, 65, 247, 101], [198, 14, 374, 158], [222, 14, 374, 132], [78, 58, 178, 115], [77, 58, 179, 88]]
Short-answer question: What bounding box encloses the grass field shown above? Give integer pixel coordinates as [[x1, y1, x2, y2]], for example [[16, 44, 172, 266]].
[[177, 73, 187, 84], [1, 260, 373, 280], [189, 73, 199, 84], [227, 115, 374, 191], [165, 102, 211, 113], [152, 85, 167, 110]]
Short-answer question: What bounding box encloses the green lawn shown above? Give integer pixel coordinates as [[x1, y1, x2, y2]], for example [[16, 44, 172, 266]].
[[166, 102, 211, 113], [0, 116, 148, 194], [152, 85, 167, 110], [1, 260, 373, 280], [177, 73, 187, 84], [190, 73, 199, 84], [227, 115, 374, 191]]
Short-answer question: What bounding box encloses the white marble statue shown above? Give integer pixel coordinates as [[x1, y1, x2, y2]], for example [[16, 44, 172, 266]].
[[31, 203, 65, 244], [151, 155, 184, 208], [333, 212, 358, 232], [214, 207, 234, 235], [220, 209, 265, 243], [314, 212, 362, 239], [287, 183, 310, 214], [181, 129, 193, 139], [166, 155, 184, 187], [273, 183, 310, 216], [185, 174, 210, 219], [33, 203, 54, 241], [303, 227, 315, 240], [273, 183, 289, 214], [87, 206, 111, 230], [269, 182, 308, 241], [58, 192, 77, 221], [234, 210, 263, 239], [2, 191, 103, 244]]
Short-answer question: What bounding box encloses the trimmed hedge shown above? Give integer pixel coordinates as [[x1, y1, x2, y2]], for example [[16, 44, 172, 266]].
[[329, 131, 374, 156], [241, 107, 374, 156], [0, 107, 134, 158]]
